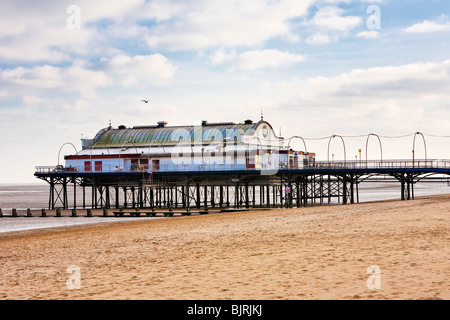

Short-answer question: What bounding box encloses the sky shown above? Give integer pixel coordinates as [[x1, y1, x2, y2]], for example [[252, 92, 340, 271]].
[[1, 0, 450, 183]]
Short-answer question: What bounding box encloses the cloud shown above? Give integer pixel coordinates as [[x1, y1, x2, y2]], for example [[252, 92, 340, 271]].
[[310, 6, 362, 33], [0, 53, 177, 100], [261, 59, 450, 136], [305, 33, 333, 44], [0, 1, 103, 62], [356, 30, 380, 39], [0, 63, 111, 98], [103, 54, 178, 87], [144, 0, 314, 51], [302, 5, 362, 44], [302, 60, 450, 101], [404, 20, 450, 34], [0, 0, 317, 63], [210, 49, 306, 71]]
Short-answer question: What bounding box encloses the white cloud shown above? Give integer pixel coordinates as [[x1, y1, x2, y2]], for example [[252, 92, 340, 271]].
[[287, 60, 450, 137], [210, 49, 306, 71], [404, 20, 450, 34], [144, 0, 314, 51], [0, 1, 103, 62], [0, 0, 316, 62], [302, 5, 362, 44], [104, 54, 178, 87], [0, 53, 177, 99], [257, 59, 450, 160], [0, 64, 111, 97], [306, 33, 333, 44], [210, 48, 237, 65], [310, 6, 362, 33], [302, 60, 450, 101], [356, 30, 380, 39]]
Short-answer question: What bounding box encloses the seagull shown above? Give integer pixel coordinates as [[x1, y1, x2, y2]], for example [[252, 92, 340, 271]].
[[141, 99, 149, 103]]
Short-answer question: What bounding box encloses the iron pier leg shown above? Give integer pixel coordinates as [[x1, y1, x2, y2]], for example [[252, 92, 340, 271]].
[[83, 185, 86, 209], [73, 179, 77, 209], [235, 183, 239, 208], [350, 174, 355, 204], [252, 185, 256, 207], [49, 177, 54, 210], [260, 185, 264, 207], [342, 176, 348, 205], [106, 186, 110, 209], [245, 182, 249, 208], [92, 184, 96, 209], [196, 184, 200, 209], [115, 186, 119, 209], [63, 177, 68, 209], [123, 187, 127, 208]]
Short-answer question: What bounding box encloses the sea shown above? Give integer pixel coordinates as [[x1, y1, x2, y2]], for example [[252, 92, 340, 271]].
[[0, 181, 449, 234]]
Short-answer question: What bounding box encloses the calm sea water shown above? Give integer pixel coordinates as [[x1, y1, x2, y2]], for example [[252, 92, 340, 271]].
[[0, 181, 449, 233]]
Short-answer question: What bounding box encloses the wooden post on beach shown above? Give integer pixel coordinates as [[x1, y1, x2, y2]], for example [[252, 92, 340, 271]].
[[56, 208, 62, 217], [27, 208, 32, 217], [87, 208, 92, 217], [103, 208, 108, 217], [0, 208, 2, 217], [72, 209, 77, 217], [12, 208, 17, 217], [41, 209, 47, 217]]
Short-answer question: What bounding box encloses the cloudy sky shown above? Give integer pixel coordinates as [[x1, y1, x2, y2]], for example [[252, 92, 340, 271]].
[[1, 0, 450, 183]]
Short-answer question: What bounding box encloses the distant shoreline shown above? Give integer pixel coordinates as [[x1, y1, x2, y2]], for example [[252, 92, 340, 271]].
[[1, 193, 449, 238]]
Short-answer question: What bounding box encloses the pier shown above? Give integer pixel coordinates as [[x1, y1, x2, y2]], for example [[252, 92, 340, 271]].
[[33, 159, 450, 212], [23, 120, 450, 216]]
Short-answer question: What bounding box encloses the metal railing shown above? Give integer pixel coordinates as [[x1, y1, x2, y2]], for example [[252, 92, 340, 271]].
[[35, 159, 450, 174], [311, 159, 450, 170]]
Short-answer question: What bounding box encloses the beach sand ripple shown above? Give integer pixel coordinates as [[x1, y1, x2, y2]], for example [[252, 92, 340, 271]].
[[0, 195, 449, 300]]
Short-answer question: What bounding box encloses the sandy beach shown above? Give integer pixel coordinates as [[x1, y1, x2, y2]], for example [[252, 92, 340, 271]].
[[0, 195, 448, 300]]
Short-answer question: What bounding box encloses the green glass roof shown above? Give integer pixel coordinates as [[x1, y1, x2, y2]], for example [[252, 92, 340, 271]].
[[89, 123, 260, 149]]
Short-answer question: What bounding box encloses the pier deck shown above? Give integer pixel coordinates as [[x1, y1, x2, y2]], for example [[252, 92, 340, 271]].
[[33, 160, 450, 211]]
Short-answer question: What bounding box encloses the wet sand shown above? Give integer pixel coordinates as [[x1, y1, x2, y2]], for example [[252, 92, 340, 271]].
[[0, 195, 448, 300]]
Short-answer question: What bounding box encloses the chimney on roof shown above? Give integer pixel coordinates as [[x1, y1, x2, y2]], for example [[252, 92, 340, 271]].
[[201, 120, 208, 126], [157, 121, 168, 128]]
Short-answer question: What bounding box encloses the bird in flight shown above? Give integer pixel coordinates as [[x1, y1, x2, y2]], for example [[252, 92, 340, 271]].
[[141, 99, 149, 103]]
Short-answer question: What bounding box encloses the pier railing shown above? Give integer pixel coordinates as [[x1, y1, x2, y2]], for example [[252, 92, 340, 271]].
[[35, 159, 450, 174], [312, 160, 450, 170]]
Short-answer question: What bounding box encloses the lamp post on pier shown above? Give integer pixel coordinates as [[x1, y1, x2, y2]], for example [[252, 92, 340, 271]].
[[358, 148, 362, 167]]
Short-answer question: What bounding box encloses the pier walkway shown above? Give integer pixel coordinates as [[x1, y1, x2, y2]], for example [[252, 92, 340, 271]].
[[33, 159, 450, 211]]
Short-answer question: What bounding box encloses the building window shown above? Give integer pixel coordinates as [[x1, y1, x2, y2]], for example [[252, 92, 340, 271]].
[[95, 161, 102, 172], [84, 161, 92, 172]]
